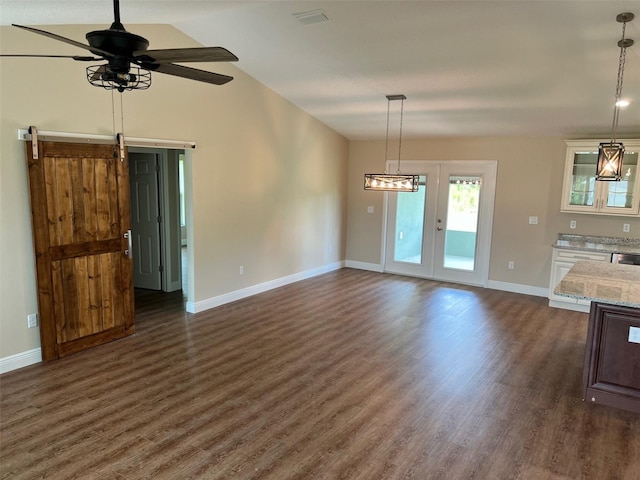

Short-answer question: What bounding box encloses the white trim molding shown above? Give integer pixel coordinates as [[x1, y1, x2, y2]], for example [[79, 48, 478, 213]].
[[486, 280, 548, 298], [344, 260, 384, 273], [186, 261, 345, 314], [0, 348, 42, 374]]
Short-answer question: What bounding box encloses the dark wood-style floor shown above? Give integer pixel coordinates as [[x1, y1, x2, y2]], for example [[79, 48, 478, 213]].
[[1, 269, 638, 479]]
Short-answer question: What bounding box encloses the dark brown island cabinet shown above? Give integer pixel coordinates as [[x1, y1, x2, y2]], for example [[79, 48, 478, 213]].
[[583, 302, 640, 413]]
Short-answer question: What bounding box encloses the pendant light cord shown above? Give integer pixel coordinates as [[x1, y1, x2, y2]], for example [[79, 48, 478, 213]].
[[384, 98, 390, 174], [397, 98, 404, 174]]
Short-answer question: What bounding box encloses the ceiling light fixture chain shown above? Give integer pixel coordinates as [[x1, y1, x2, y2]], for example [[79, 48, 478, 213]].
[[596, 12, 634, 182], [611, 17, 630, 144]]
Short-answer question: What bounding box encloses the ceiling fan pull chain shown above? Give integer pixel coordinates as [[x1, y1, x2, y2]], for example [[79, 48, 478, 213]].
[[111, 89, 116, 138], [120, 92, 125, 138]]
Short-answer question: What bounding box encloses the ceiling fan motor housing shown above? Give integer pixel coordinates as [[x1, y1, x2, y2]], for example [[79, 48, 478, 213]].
[[86, 28, 149, 72]]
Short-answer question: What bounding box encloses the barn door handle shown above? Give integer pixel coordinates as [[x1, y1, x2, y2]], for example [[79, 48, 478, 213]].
[[124, 230, 132, 258]]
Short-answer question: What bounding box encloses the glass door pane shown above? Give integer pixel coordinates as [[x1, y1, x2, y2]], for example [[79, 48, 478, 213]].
[[384, 165, 439, 278], [569, 152, 597, 207], [393, 178, 426, 264], [442, 176, 481, 271], [606, 150, 638, 209]]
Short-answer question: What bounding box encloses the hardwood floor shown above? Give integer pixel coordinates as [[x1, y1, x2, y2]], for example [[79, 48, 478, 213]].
[[1, 269, 638, 479]]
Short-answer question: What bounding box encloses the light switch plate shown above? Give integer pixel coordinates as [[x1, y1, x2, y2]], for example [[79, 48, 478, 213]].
[[367, 206, 374, 214], [629, 326, 640, 344]]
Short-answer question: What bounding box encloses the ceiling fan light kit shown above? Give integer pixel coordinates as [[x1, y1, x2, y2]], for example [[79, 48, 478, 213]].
[[596, 12, 634, 182], [364, 95, 419, 193], [1, 0, 238, 92], [86, 64, 151, 91]]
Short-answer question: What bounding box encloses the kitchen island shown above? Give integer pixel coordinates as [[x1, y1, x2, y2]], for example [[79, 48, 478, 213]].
[[555, 261, 640, 413]]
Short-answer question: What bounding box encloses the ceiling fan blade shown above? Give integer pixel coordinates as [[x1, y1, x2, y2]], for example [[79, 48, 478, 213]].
[[12, 24, 114, 58], [134, 47, 238, 64], [146, 63, 233, 85], [0, 54, 100, 61]]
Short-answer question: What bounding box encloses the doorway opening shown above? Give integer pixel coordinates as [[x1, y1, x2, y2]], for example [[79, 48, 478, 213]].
[[128, 147, 190, 306]]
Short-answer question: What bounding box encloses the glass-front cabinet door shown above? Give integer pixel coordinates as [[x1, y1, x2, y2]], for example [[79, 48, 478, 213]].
[[561, 140, 640, 216]]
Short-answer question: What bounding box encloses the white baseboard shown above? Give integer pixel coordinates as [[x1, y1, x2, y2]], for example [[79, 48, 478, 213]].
[[548, 299, 590, 313], [486, 280, 548, 297], [344, 260, 384, 273], [186, 261, 345, 314], [347, 264, 549, 299], [0, 348, 42, 374]]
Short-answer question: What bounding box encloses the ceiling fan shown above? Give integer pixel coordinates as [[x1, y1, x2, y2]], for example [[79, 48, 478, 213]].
[[1, 0, 238, 92]]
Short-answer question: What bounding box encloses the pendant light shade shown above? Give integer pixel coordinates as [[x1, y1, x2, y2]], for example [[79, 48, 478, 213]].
[[364, 173, 419, 191], [596, 142, 625, 181], [364, 95, 419, 192], [596, 13, 634, 181]]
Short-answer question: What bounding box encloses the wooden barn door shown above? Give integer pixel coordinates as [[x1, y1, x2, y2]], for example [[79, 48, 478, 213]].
[[25, 140, 135, 361]]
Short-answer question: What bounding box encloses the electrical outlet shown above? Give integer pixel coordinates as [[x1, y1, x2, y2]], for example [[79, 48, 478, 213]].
[[367, 206, 374, 214], [239, 266, 244, 275], [528, 216, 538, 225], [508, 261, 515, 270], [623, 223, 630, 233], [27, 313, 38, 328], [570, 220, 577, 229]]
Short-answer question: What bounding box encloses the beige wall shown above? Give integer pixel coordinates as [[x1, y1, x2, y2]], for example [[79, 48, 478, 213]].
[[0, 25, 349, 360], [2, 23, 638, 365], [346, 137, 640, 288]]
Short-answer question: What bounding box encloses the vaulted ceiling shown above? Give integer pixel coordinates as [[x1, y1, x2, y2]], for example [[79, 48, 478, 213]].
[[2, 0, 639, 140]]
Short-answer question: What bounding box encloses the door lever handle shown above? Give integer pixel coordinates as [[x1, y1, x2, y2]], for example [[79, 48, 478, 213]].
[[124, 230, 132, 258], [436, 227, 443, 231]]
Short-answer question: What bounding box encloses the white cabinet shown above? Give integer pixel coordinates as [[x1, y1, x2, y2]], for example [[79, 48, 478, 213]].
[[548, 249, 610, 312], [561, 140, 640, 216]]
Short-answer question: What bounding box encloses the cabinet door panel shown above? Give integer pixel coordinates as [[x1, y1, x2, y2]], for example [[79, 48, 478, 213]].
[[561, 140, 640, 216], [584, 303, 640, 413]]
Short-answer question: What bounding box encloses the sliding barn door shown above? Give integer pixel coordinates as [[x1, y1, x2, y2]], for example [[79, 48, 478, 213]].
[[25, 141, 135, 361]]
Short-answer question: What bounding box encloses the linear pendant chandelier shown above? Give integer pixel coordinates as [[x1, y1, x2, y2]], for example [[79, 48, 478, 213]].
[[596, 12, 634, 181], [364, 95, 419, 192]]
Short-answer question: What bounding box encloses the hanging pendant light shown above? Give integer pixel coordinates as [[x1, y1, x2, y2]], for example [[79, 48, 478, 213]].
[[596, 12, 634, 181], [364, 95, 419, 192]]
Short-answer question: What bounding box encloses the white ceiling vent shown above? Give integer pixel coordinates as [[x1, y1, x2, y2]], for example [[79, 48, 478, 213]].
[[293, 9, 329, 25]]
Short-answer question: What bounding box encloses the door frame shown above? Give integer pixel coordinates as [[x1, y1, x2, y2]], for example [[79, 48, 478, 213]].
[[128, 147, 183, 293], [381, 160, 497, 287]]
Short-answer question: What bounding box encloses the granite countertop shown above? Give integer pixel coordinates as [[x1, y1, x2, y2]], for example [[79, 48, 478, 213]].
[[553, 234, 640, 255], [554, 261, 640, 308]]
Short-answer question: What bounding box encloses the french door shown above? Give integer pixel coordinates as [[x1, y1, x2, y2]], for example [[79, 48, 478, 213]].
[[384, 161, 497, 286]]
